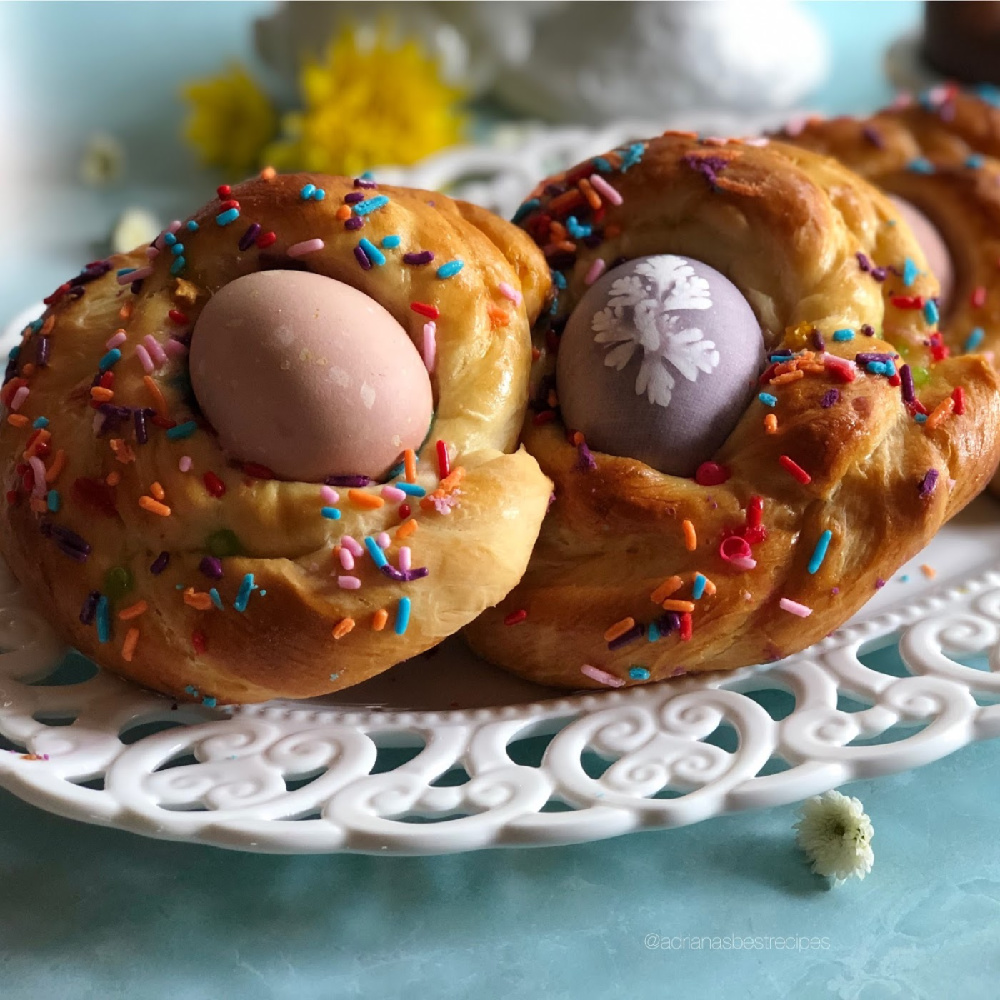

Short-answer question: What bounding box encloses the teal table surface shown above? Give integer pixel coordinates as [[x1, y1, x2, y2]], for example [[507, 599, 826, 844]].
[[6, 3, 999, 999]]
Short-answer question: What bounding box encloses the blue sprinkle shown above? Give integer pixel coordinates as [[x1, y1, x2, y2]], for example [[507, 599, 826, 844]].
[[186, 220, 199, 232], [512, 198, 540, 224], [358, 238, 385, 266], [116, 267, 137, 277], [833, 329, 855, 342], [647, 622, 661, 643], [394, 596, 411, 636], [202, 696, 217, 708], [234, 573, 255, 613], [381, 235, 401, 249], [170, 256, 186, 275], [907, 157, 935, 175], [628, 666, 650, 681], [163, 232, 177, 246], [966, 327, 985, 352], [924, 299, 939, 325], [395, 482, 427, 497], [166, 420, 198, 440], [184, 685, 198, 695], [98, 348, 122, 372], [300, 183, 316, 199], [902, 258, 919, 287], [436, 259, 464, 279], [692, 573, 707, 600], [552, 271, 567, 289], [974, 83, 1000, 107], [46, 490, 60, 513], [866, 361, 888, 376], [915, 413, 928, 424], [321, 506, 341, 520], [313, 188, 326, 201], [591, 157, 613, 173], [620, 142, 645, 171], [565, 216, 592, 239], [96, 595, 110, 643], [966, 153, 985, 169], [7, 346, 18, 362], [353, 195, 389, 216], [216, 207, 240, 226], [32, 416, 48, 429], [170, 244, 185, 256], [758, 392, 777, 407], [360, 171, 375, 180], [808, 529, 833, 574], [885, 359, 897, 376], [29, 319, 44, 332], [365, 536, 388, 568], [209, 587, 223, 610], [900, 574, 910, 583]]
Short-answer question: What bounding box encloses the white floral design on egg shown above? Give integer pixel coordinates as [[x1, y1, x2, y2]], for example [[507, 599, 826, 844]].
[[591, 256, 721, 406]]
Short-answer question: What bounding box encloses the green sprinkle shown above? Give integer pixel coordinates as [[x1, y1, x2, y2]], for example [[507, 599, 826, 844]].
[[912, 366, 931, 387], [206, 529, 244, 557], [103, 566, 133, 601]]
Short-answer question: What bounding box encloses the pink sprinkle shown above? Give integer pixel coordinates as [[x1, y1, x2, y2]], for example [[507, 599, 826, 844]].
[[287, 238, 324, 258], [337, 576, 361, 590], [162, 339, 187, 359], [719, 536, 756, 571], [779, 598, 813, 618], [320, 485, 339, 504], [10, 386, 29, 411], [580, 664, 625, 688], [381, 485, 406, 503], [338, 547, 354, 571], [498, 281, 522, 306], [28, 456, 47, 496], [168, 220, 182, 233], [742, 136, 770, 147], [134, 344, 154, 374], [143, 335, 168, 366], [399, 546, 412, 572], [341, 535, 364, 557], [376, 532, 391, 549], [92, 413, 104, 435], [178, 456, 193, 472], [422, 322, 436, 374], [584, 258, 607, 286], [118, 266, 152, 285], [145, 246, 160, 259], [105, 330, 127, 349], [783, 115, 809, 136], [728, 556, 757, 571], [588, 174, 623, 206]]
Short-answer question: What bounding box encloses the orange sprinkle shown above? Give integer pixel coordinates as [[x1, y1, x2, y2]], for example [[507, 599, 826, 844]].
[[548, 190, 585, 214], [440, 466, 465, 492], [23, 428, 51, 459], [920, 564, 937, 579], [372, 609, 389, 632], [109, 438, 135, 464], [39, 314, 55, 336], [764, 413, 778, 434], [90, 386, 114, 402], [570, 430, 585, 446], [143, 375, 168, 416], [45, 449, 66, 483], [403, 449, 417, 483], [260, 165, 276, 180], [150, 481, 165, 501], [138, 495, 171, 517], [488, 304, 510, 327], [702, 576, 717, 597], [395, 519, 418, 541], [332, 617, 355, 640], [348, 489, 385, 510], [531, 346, 541, 361], [770, 369, 805, 385], [20, 363, 35, 377], [119, 600, 148, 620], [549, 221, 568, 242], [604, 617, 636, 642], [105, 471, 121, 486], [6, 414, 28, 428], [119, 300, 133, 320], [29, 497, 47, 514], [925, 397, 954, 431], [182, 588, 213, 610], [682, 519, 697, 551], [547, 389, 558, 408], [121, 627, 140, 662], [651, 576, 684, 603], [605, 224, 622, 239], [661, 599, 697, 613], [578, 177, 602, 210], [335, 204, 351, 221]]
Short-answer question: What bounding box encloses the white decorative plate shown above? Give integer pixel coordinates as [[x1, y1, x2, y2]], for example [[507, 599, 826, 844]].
[[5, 120, 1000, 855]]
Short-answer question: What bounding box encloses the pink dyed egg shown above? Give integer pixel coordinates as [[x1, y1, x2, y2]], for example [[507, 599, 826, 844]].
[[888, 195, 954, 311], [190, 270, 433, 481]]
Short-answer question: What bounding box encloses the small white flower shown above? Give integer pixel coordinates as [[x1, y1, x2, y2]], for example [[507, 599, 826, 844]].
[[794, 790, 874, 884], [111, 207, 161, 255], [79, 132, 125, 186]]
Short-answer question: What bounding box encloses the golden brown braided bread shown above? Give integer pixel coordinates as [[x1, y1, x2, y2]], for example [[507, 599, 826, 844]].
[[0, 172, 552, 704], [464, 133, 1000, 689]]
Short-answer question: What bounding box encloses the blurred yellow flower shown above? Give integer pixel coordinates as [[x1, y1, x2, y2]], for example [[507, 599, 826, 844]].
[[182, 64, 277, 178], [265, 26, 465, 176]]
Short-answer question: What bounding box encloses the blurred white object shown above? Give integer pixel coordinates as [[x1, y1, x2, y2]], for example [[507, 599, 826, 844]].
[[254, 1, 828, 123], [111, 207, 161, 255], [78, 132, 125, 186]]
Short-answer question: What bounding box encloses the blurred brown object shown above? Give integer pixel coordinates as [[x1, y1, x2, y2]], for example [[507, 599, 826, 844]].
[[923, 1, 1000, 84]]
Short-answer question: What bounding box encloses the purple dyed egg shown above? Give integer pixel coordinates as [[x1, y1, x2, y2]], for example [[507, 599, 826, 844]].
[[556, 255, 764, 477]]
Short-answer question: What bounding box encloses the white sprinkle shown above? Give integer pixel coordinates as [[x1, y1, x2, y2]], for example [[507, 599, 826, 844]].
[[178, 455, 192, 472], [360, 382, 376, 409]]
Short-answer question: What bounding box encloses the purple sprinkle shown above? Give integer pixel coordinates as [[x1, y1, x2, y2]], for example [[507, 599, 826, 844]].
[[380, 564, 405, 582], [544, 182, 567, 197], [150, 551, 170, 575], [820, 388, 840, 408], [875, 578, 886, 590], [171, 328, 193, 348], [344, 191, 365, 204], [658, 612, 680, 635], [919, 469, 939, 498], [354, 246, 372, 270], [900, 363, 915, 402], [133, 407, 149, 445], [403, 567, 429, 582], [354, 177, 378, 189], [871, 267, 887, 282], [70, 261, 111, 286], [862, 125, 884, 148], [940, 101, 956, 123], [130, 280, 144, 295], [546, 251, 576, 270], [856, 252, 871, 272], [68, 286, 85, 300], [608, 622, 646, 651], [576, 441, 597, 471], [855, 352, 896, 365], [583, 233, 604, 249], [56, 539, 89, 562], [683, 153, 730, 187], [344, 216, 364, 231], [403, 251, 435, 266], [325, 474, 371, 488], [810, 329, 825, 351], [199, 555, 224, 580], [79, 591, 101, 625], [238, 223, 261, 251], [861, 324, 875, 337], [37, 336, 50, 367]]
